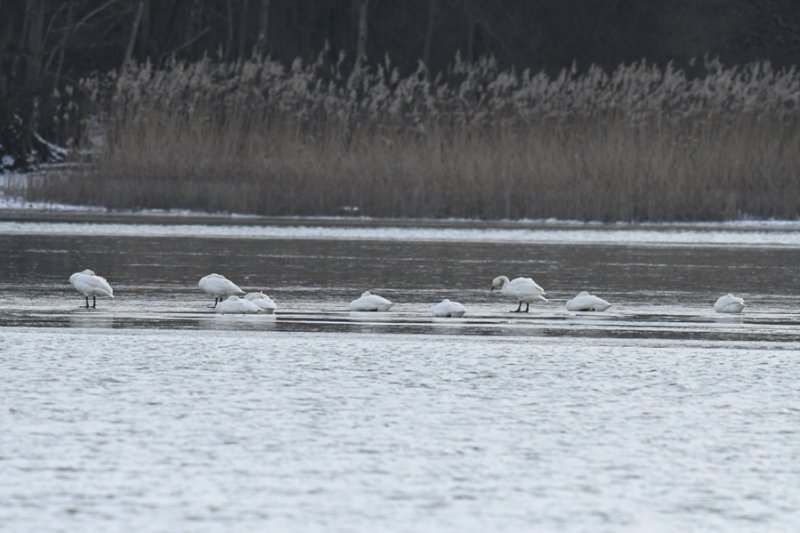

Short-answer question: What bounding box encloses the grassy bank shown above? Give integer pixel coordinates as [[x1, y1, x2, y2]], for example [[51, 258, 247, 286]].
[[25, 55, 800, 221]]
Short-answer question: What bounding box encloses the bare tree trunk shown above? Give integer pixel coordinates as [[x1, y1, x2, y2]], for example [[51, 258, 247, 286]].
[[53, 0, 76, 89], [186, 0, 203, 57], [355, 0, 370, 67], [121, 0, 145, 72], [224, 0, 234, 61], [422, 0, 437, 69], [1, 0, 27, 167], [23, 0, 45, 150], [464, 0, 479, 62], [238, 0, 249, 60], [253, 0, 270, 57], [137, 0, 151, 62], [24, 0, 44, 92], [0, 0, 10, 115]]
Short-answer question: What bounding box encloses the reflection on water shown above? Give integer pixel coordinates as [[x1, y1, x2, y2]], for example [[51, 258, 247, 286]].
[[68, 310, 115, 329], [199, 313, 278, 331], [2, 216, 800, 532]]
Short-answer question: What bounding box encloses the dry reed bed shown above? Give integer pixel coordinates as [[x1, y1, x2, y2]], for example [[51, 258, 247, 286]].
[[28, 55, 800, 220]]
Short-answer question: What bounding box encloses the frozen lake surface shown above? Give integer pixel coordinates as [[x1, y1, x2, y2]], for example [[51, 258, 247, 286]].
[[1, 212, 799, 532]]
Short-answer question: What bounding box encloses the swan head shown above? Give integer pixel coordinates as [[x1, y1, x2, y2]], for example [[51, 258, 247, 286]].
[[360, 290, 373, 297], [82, 269, 96, 275], [490, 276, 508, 291]]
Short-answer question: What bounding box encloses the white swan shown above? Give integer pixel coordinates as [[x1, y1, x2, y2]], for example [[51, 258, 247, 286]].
[[69, 269, 114, 308], [244, 291, 277, 314], [490, 276, 547, 312], [215, 295, 261, 314], [714, 294, 746, 313], [349, 291, 393, 311], [432, 299, 466, 317], [198, 273, 245, 307], [565, 291, 612, 312]]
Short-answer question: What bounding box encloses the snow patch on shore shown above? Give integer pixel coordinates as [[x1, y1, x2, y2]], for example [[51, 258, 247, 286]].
[[2, 219, 800, 248]]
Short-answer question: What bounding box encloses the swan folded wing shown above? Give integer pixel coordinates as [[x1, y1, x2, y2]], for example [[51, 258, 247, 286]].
[[93, 276, 114, 297], [523, 277, 547, 294], [251, 298, 277, 312], [565, 294, 590, 311], [507, 278, 547, 302], [244, 292, 277, 310], [350, 293, 393, 311], [217, 278, 244, 295], [433, 299, 466, 317], [198, 273, 223, 290], [370, 295, 393, 311], [566, 293, 610, 312], [215, 296, 260, 314], [199, 274, 244, 296], [349, 298, 370, 311], [70, 273, 113, 297], [714, 294, 745, 313]]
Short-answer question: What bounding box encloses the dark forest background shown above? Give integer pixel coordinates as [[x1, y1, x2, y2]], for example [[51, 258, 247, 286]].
[[2, 0, 800, 168]]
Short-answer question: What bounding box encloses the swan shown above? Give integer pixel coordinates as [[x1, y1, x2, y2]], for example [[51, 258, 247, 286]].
[[432, 299, 466, 317], [215, 296, 261, 314], [244, 291, 277, 314], [69, 269, 114, 308], [198, 273, 245, 307], [490, 276, 547, 312], [565, 291, 612, 312], [714, 294, 746, 313], [349, 291, 393, 311]]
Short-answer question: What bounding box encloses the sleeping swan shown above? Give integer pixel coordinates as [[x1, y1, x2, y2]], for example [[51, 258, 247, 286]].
[[199, 273, 245, 307], [565, 291, 612, 312], [215, 296, 261, 314], [714, 294, 745, 313], [490, 276, 547, 313], [69, 269, 114, 308], [244, 291, 277, 314], [432, 299, 466, 317], [349, 291, 393, 311]]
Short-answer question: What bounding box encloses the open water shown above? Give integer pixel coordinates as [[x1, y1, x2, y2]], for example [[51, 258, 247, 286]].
[[1, 213, 799, 532]]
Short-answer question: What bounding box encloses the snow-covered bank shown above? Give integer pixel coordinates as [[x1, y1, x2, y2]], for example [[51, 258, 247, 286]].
[[0, 166, 96, 211], [0, 194, 107, 212]]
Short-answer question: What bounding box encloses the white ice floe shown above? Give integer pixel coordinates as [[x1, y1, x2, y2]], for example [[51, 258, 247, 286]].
[[565, 291, 612, 312], [349, 291, 393, 312], [432, 299, 466, 317], [714, 294, 746, 313]]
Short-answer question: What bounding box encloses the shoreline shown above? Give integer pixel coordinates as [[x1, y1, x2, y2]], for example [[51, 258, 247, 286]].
[[3, 172, 799, 232], [2, 205, 800, 231]]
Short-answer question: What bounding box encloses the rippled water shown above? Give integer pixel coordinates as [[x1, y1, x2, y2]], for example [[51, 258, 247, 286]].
[[1, 213, 799, 532]]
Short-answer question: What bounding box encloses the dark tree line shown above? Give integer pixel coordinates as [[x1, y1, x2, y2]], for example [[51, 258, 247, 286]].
[[1, 0, 800, 168]]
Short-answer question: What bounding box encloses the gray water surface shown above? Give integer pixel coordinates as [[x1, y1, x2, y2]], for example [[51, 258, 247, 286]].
[[1, 215, 799, 532]]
